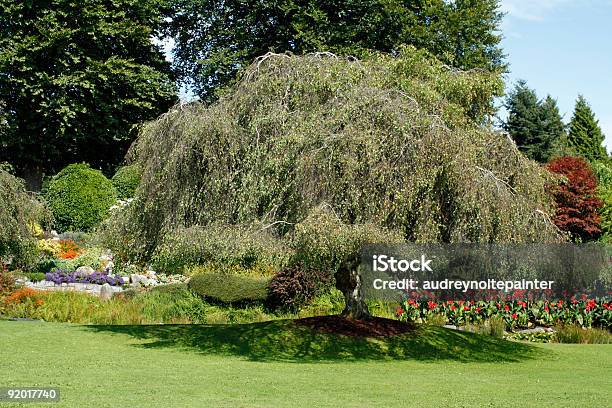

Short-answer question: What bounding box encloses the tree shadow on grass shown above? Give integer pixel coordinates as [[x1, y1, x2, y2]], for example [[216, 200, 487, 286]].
[[85, 319, 547, 363]]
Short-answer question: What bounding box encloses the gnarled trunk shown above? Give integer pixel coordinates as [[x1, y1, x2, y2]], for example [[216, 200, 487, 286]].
[[335, 256, 370, 320]]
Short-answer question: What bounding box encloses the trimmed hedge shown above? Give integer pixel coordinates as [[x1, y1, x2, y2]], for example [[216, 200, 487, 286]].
[[44, 163, 117, 232], [111, 164, 141, 199], [188, 273, 270, 304]]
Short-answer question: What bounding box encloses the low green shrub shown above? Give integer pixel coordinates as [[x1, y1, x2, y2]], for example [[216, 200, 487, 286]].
[[43, 163, 117, 232], [23, 272, 46, 282], [555, 324, 612, 344], [152, 224, 292, 274], [487, 316, 506, 338], [189, 273, 270, 304], [111, 165, 141, 199], [463, 316, 506, 338], [34, 258, 59, 273], [136, 285, 207, 323], [297, 289, 345, 317]]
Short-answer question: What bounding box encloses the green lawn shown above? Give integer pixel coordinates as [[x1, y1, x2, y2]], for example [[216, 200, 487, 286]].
[[0, 320, 610, 408]]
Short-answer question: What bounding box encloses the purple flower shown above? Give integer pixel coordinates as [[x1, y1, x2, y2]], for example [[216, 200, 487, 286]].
[[45, 268, 124, 286]]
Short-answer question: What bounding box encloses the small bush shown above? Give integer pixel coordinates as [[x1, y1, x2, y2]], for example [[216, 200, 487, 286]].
[[555, 324, 612, 344], [43, 163, 117, 232], [135, 285, 207, 323], [111, 164, 141, 199], [23, 272, 46, 282], [267, 265, 332, 311], [152, 224, 292, 274], [297, 289, 345, 317], [188, 272, 270, 304], [34, 258, 59, 273], [0, 267, 16, 297], [487, 316, 506, 339]]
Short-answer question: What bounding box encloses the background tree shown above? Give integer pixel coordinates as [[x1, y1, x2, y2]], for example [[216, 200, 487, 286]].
[[0, 0, 178, 189], [167, 0, 505, 100], [568, 95, 607, 162], [503, 81, 565, 163], [547, 156, 603, 242]]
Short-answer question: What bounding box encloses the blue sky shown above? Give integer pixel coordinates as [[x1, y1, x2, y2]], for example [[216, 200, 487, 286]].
[[500, 0, 612, 151]]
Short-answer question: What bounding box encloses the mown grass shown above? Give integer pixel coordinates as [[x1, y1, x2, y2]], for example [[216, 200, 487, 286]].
[[1, 320, 610, 408]]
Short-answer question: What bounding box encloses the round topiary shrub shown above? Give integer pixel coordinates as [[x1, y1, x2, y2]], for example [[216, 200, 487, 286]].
[[44, 163, 117, 232], [111, 164, 142, 199]]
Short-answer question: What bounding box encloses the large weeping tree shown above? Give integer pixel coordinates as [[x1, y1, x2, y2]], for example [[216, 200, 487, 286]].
[[105, 48, 563, 318]]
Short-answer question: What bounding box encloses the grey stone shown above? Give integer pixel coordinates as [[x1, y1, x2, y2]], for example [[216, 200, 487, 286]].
[[443, 325, 458, 330], [75, 266, 95, 275], [100, 283, 113, 300], [130, 274, 151, 285], [517, 327, 546, 334]]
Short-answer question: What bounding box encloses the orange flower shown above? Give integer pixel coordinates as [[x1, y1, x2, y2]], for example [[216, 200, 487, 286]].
[[4, 287, 45, 306], [58, 239, 81, 259]]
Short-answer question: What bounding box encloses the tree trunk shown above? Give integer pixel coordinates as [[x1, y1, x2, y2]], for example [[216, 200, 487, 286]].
[[335, 256, 370, 320], [19, 164, 44, 192]]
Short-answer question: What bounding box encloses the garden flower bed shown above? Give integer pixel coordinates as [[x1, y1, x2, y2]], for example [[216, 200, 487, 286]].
[[396, 297, 612, 330]]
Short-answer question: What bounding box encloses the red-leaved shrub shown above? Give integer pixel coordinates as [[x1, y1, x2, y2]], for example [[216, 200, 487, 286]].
[[547, 156, 603, 241], [267, 265, 332, 311]]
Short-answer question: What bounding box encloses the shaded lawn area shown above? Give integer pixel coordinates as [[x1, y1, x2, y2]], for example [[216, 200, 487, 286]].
[[1, 320, 610, 408]]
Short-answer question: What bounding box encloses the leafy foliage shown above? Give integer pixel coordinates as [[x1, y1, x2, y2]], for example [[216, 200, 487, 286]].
[[0, 0, 177, 185], [0, 169, 50, 268], [107, 50, 560, 265], [546, 157, 603, 242], [268, 207, 401, 310], [188, 273, 270, 304], [111, 165, 142, 199], [591, 161, 612, 242], [568, 96, 607, 162], [150, 225, 292, 274], [0, 266, 16, 297], [503, 81, 565, 163], [168, 0, 505, 100], [44, 163, 117, 232]]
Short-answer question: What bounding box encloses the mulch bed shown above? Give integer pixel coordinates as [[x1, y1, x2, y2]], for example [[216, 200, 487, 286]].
[[294, 315, 414, 338]]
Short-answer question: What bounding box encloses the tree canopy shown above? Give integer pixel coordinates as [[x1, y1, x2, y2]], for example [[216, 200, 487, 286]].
[[568, 95, 607, 162], [503, 81, 565, 163], [0, 0, 177, 188], [167, 0, 506, 100], [103, 49, 561, 264]]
